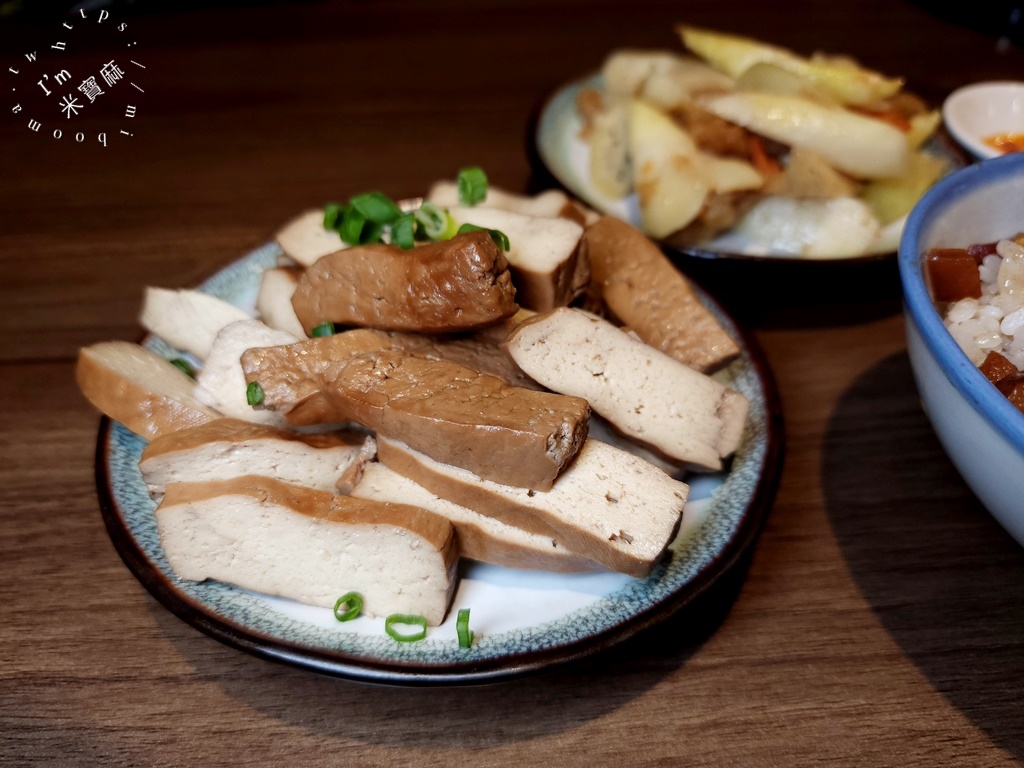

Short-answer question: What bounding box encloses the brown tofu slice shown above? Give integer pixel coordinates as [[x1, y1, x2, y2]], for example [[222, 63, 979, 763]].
[[241, 331, 389, 426], [290, 230, 519, 334], [243, 339, 590, 491], [76, 341, 221, 440], [343, 315, 543, 391], [239, 321, 542, 432], [583, 216, 741, 373]]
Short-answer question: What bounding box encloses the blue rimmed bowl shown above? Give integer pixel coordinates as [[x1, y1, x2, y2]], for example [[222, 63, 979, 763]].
[[899, 151, 1024, 545]]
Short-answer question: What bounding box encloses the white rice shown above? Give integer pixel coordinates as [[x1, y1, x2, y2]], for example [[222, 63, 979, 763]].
[[944, 239, 1024, 371]]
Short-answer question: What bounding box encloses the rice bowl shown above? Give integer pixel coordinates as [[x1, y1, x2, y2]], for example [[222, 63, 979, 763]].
[[899, 151, 1024, 546]]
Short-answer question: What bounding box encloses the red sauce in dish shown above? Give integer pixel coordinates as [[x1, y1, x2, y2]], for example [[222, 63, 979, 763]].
[[983, 132, 1024, 155]]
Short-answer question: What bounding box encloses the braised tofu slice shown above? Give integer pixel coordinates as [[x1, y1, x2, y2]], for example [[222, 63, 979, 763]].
[[155, 475, 459, 625], [290, 231, 519, 334]]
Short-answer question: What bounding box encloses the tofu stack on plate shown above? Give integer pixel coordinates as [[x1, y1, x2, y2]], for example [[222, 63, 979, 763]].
[[75, 177, 750, 628]]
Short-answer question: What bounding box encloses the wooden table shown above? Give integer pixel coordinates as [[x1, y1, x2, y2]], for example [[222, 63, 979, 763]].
[[3, 1, 1024, 765]]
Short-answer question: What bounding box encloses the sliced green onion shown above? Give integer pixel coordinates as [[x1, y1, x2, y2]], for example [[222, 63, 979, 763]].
[[490, 228, 510, 252], [457, 223, 510, 251], [414, 202, 449, 240], [246, 381, 265, 407], [310, 322, 335, 337], [456, 608, 473, 649], [391, 212, 417, 250], [362, 220, 384, 245], [339, 207, 367, 245], [384, 613, 428, 643], [412, 218, 432, 242], [169, 358, 195, 378], [349, 191, 403, 225], [457, 166, 488, 206], [323, 202, 346, 231], [333, 592, 363, 622], [439, 210, 460, 240]]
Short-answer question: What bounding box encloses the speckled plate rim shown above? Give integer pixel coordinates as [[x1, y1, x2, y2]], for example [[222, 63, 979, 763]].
[[93, 243, 784, 686], [534, 71, 971, 266]]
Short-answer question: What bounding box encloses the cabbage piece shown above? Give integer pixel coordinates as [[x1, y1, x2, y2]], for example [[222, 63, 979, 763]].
[[861, 150, 950, 224], [588, 99, 632, 200], [678, 25, 903, 107], [602, 50, 735, 108], [699, 92, 910, 179], [628, 100, 710, 237]]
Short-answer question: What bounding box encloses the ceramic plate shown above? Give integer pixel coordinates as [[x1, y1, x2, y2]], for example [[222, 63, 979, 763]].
[[535, 72, 969, 265], [942, 80, 1024, 161], [94, 242, 783, 685]]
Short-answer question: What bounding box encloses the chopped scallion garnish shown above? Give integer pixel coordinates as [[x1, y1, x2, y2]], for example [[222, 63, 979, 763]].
[[169, 358, 195, 378], [246, 381, 265, 407], [391, 212, 417, 250], [323, 202, 346, 231], [457, 166, 488, 206], [362, 220, 384, 245], [439, 210, 460, 240], [349, 191, 403, 225], [310, 322, 336, 337], [490, 228, 510, 252], [384, 613, 428, 642], [333, 592, 363, 622], [324, 171, 496, 248], [339, 207, 368, 245], [414, 202, 449, 240], [457, 223, 510, 251], [456, 608, 472, 649]]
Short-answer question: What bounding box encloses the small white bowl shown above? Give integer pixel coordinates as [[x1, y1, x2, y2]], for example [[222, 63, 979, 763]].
[[899, 152, 1024, 546], [942, 81, 1024, 161]]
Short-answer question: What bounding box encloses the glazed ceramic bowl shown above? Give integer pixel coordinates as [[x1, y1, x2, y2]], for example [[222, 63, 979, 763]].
[[942, 81, 1024, 161], [898, 151, 1024, 545]]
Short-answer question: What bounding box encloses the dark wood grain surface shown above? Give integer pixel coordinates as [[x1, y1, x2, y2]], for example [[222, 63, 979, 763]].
[[3, 1, 1024, 765]]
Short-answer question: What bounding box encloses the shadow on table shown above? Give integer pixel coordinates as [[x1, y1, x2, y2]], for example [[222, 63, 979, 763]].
[[821, 351, 1024, 758], [150, 540, 751, 748]]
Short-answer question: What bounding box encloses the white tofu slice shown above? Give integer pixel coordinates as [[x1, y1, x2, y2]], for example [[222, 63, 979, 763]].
[[275, 208, 347, 267], [194, 319, 299, 426], [351, 461, 600, 574], [426, 182, 573, 220], [377, 435, 687, 578], [256, 266, 306, 338], [155, 475, 459, 625], [503, 307, 749, 471], [139, 287, 252, 361], [140, 417, 375, 498]]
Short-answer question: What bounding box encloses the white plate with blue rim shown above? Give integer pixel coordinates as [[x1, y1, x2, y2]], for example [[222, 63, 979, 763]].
[[94, 240, 783, 685]]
